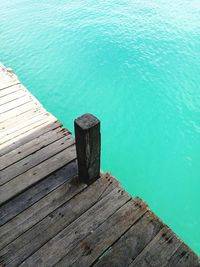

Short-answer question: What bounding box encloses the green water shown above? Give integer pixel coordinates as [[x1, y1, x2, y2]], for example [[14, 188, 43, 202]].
[[1, 0, 200, 254]]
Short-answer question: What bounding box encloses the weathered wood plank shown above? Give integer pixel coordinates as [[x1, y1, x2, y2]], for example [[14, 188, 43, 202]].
[[92, 211, 163, 267], [0, 120, 62, 156], [0, 168, 85, 251], [0, 108, 44, 131], [0, 102, 40, 124], [0, 145, 76, 204], [0, 127, 67, 170], [0, 119, 55, 153], [0, 84, 22, 98], [167, 243, 200, 267], [0, 143, 76, 205], [0, 160, 78, 226], [19, 186, 130, 267], [0, 115, 58, 150], [0, 174, 119, 266], [0, 134, 73, 185], [0, 81, 20, 91], [56, 198, 148, 267], [0, 113, 54, 146], [128, 227, 183, 267], [0, 95, 33, 114], [0, 89, 26, 106], [0, 112, 52, 139]]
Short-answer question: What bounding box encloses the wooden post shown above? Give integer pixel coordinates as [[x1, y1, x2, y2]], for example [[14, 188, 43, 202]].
[[74, 113, 101, 184]]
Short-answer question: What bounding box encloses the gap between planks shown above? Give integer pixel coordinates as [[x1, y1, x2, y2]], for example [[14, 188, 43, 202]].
[[0, 174, 118, 265]]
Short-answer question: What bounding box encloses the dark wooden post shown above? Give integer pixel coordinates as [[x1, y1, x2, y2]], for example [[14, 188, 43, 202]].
[[74, 113, 101, 184]]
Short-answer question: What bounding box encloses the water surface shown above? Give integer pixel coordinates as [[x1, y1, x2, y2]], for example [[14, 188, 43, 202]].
[[0, 0, 200, 254]]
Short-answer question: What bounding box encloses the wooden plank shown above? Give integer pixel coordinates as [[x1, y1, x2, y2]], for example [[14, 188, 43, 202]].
[[92, 211, 163, 267], [0, 108, 44, 131], [0, 168, 86, 251], [128, 227, 183, 267], [0, 112, 51, 139], [0, 120, 61, 156], [19, 186, 130, 267], [0, 102, 41, 124], [0, 89, 26, 106], [75, 113, 101, 184], [0, 127, 68, 170], [0, 95, 33, 114], [0, 160, 78, 226], [0, 113, 53, 145], [0, 134, 73, 185], [0, 84, 22, 98], [167, 243, 200, 267], [0, 174, 119, 266], [56, 198, 148, 267], [0, 81, 19, 91], [0, 115, 57, 149], [0, 143, 76, 205]]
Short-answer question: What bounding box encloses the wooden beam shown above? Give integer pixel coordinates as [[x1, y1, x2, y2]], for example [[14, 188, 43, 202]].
[[74, 113, 101, 184]]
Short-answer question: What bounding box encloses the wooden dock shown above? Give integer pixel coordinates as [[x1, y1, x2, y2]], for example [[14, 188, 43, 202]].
[[0, 64, 199, 267]]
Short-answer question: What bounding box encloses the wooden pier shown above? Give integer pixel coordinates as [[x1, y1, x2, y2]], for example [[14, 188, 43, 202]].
[[0, 64, 199, 267]]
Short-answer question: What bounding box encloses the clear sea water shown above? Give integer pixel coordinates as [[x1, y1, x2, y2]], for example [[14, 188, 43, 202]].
[[0, 0, 200, 255]]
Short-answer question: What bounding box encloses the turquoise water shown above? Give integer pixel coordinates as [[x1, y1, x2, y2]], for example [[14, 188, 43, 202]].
[[1, 0, 200, 254]]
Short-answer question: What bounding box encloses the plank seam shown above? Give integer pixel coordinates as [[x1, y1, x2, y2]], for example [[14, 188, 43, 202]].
[[0, 118, 58, 146], [0, 98, 33, 115], [0, 105, 40, 124], [0, 174, 85, 252], [54, 196, 133, 267], [0, 141, 76, 193], [17, 188, 130, 266], [0, 131, 70, 172], [0, 120, 62, 156], [127, 227, 183, 267], [83, 205, 148, 267], [0, 82, 20, 91], [0, 129, 69, 170], [0, 113, 51, 138], [0, 159, 78, 227]]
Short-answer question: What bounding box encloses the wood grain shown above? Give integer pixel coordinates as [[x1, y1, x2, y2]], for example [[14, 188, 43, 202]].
[[0, 127, 68, 170], [0, 101, 40, 123], [92, 211, 163, 267], [0, 134, 73, 185], [20, 186, 130, 267], [0, 120, 61, 156], [0, 160, 78, 226], [0, 168, 84, 251], [56, 198, 147, 267], [0, 143, 76, 205], [0, 174, 118, 266], [0, 84, 23, 98], [129, 227, 183, 267]]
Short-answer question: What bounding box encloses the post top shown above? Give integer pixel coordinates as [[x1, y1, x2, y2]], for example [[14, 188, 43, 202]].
[[75, 113, 100, 130]]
